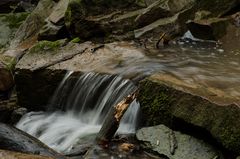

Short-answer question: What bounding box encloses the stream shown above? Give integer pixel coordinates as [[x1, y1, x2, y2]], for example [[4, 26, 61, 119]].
[[16, 72, 140, 154], [15, 31, 240, 158]]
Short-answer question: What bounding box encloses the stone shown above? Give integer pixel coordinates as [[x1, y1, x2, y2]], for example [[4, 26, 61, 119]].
[[0, 149, 54, 159], [0, 93, 18, 123], [136, 125, 222, 159], [0, 123, 66, 158], [187, 17, 230, 40], [0, 61, 14, 92], [195, 0, 239, 17], [10, 107, 28, 125], [38, 0, 70, 41], [63, 0, 195, 42], [138, 73, 240, 154]]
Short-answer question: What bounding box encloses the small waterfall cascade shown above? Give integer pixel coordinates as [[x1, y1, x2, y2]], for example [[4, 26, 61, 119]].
[[16, 72, 140, 153]]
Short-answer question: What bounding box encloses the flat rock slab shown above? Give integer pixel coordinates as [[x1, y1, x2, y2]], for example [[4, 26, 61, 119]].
[[136, 125, 222, 159], [0, 149, 54, 159]]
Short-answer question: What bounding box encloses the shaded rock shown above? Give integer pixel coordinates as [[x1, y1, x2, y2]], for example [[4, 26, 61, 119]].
[[0, 0, 21, 13], [64, 0, 195, 42], [0, 100, 16, 123], [136, 125, 222, 159], [0, 149, 54, 159], [0, 93, 18, 123], [38, 0, 70, 40], [195, 0, 240, 17], [0, 61, 14, 92], [187, 17, 230, 40], [10, 107, 27, 125], [0, 123, 66, 158], [138, 74, 240, 154]]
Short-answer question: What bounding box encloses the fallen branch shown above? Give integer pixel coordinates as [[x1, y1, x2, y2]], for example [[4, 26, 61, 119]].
[[96, 89, 138, 145]]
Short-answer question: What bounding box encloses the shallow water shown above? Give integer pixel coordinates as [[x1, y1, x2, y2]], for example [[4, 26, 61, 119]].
[[107, 32, 240, 104]]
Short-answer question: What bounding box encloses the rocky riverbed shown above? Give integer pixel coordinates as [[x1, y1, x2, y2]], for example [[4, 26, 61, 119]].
[[0, 0, 240, 158]]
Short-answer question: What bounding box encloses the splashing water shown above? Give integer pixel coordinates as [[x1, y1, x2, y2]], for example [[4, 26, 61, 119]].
[[16, 72, 140, 153]]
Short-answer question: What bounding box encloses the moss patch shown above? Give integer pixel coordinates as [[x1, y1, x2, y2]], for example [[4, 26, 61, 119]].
[[70, 37, 81, 43], [1, 12, 29, 29], [0, 54, 16, 71], [29, 40, 65, 54]]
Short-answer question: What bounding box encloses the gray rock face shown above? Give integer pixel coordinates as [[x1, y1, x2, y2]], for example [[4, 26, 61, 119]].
[[136, 125, 222, 159]]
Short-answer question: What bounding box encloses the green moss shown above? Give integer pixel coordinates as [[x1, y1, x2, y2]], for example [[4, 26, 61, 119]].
[[138, 80, 173, 126], [0, 55, 16, 71], [1, 12, 29, 29], [71, 37, 81, 43], [29, 40, 64, 54]]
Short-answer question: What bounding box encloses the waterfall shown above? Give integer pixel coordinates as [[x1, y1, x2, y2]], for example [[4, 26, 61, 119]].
[[16, 72, 140, 153]]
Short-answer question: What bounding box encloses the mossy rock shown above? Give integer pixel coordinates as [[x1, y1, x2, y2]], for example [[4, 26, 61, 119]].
[[138, 77, 240, 154], [29, 39, 66, 54], [0, 54, 17, 71], [0, 12, 29, 48], [70, 37, 81, 43]]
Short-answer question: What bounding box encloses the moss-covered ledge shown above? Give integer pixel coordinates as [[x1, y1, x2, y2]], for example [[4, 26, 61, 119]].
[[138, 74, 240, 155]]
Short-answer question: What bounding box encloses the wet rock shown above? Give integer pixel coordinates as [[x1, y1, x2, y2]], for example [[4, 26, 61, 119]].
[[0, 123, 66, 158], [10, 107, 28, 124], [187, 17, 230, 40], [0, 149, 54, 159], [138, 73, 240, 154], [136, 125, 222, 159]]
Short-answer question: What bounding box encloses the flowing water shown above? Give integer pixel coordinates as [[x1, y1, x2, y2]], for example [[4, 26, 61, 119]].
[[17, 72, 140, 153], [16, 30, 240, 155]]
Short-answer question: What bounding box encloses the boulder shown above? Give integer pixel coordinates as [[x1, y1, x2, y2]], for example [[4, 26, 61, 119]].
[[138, 73, 240, 154], [136, 125, 222, 159], [0, 123, 66, 158]]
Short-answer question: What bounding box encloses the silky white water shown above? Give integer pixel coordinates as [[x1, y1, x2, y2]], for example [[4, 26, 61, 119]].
[[16, 72, 140, 153]]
